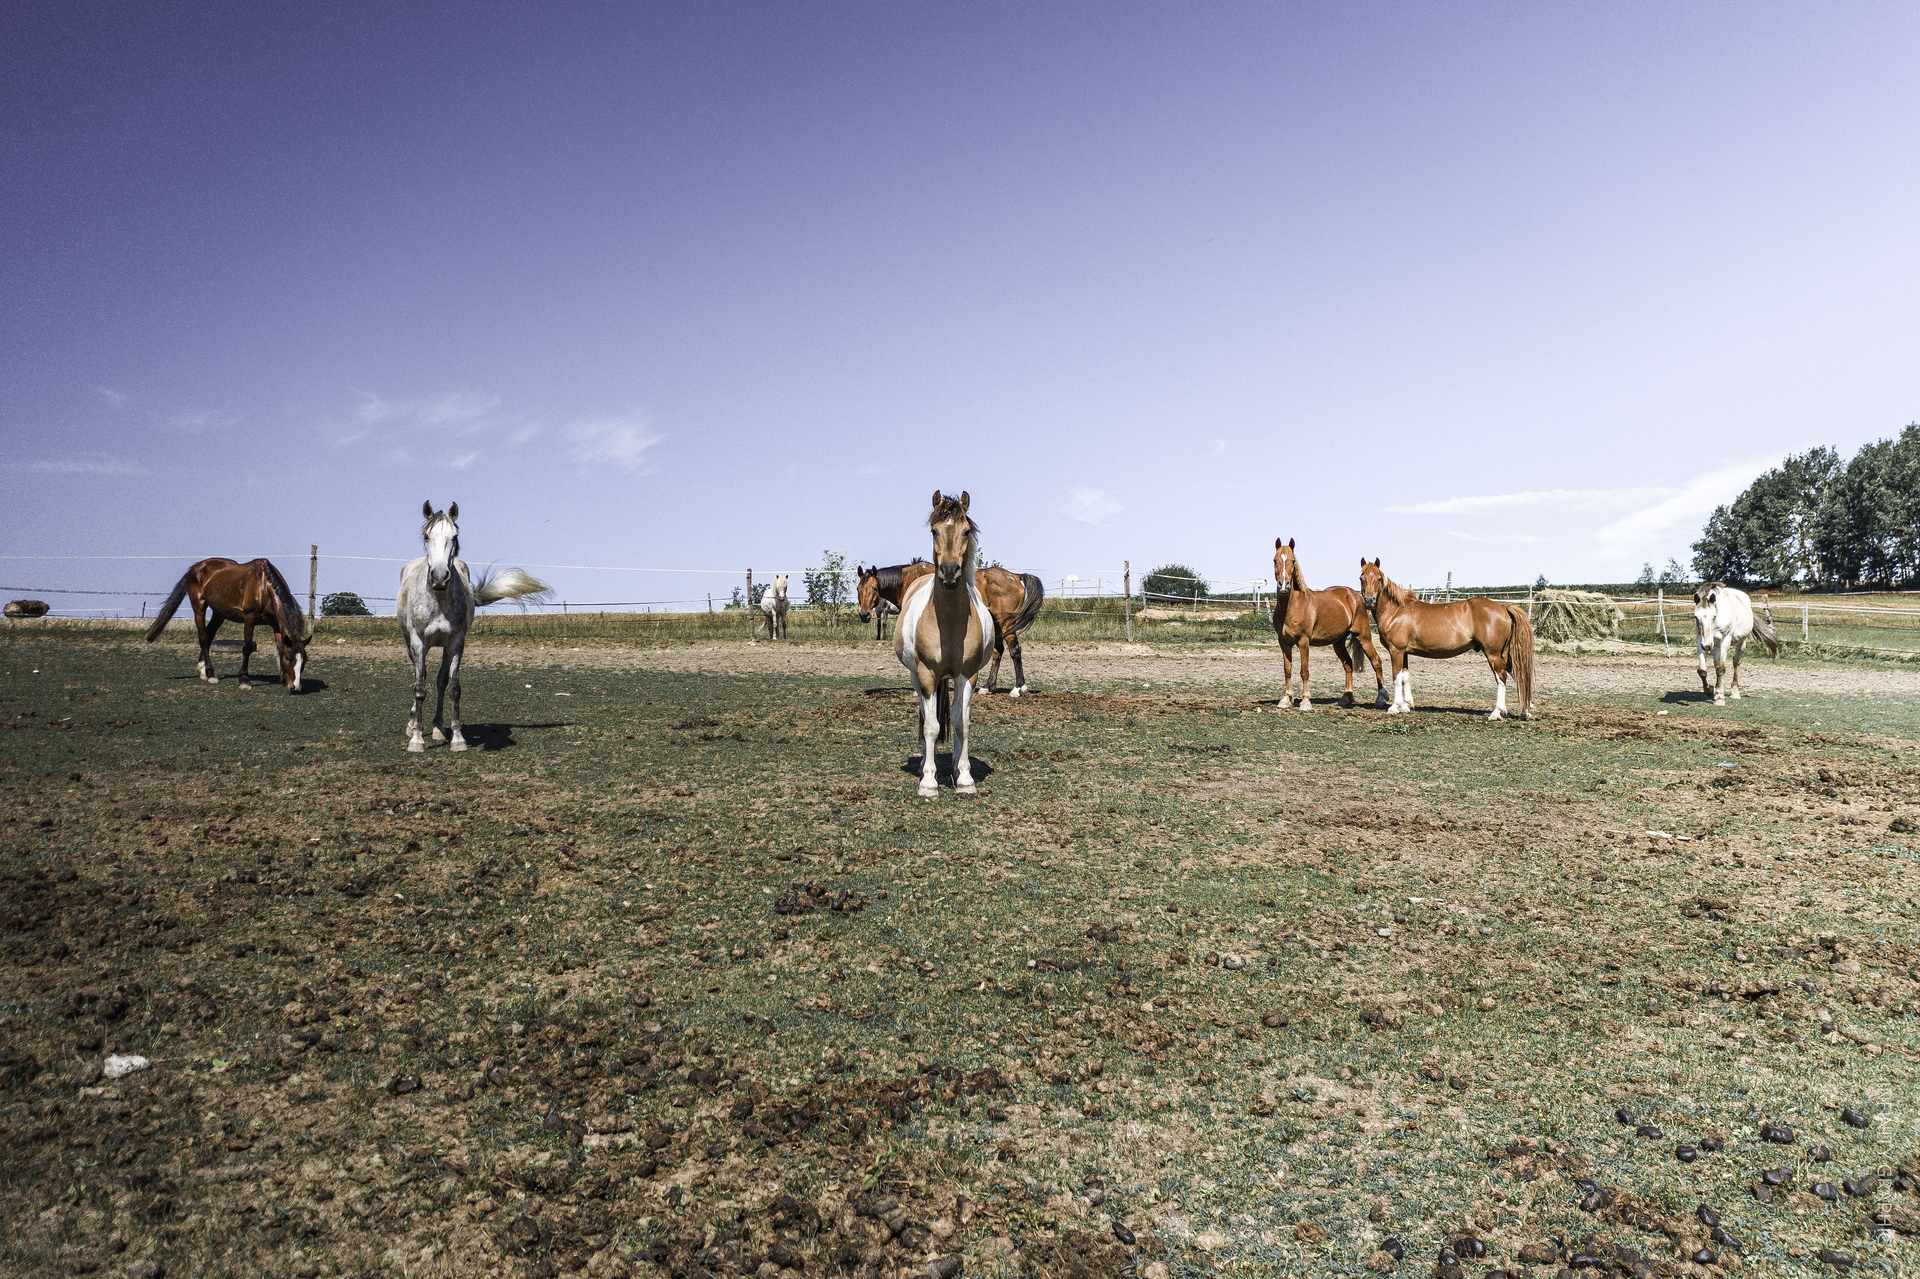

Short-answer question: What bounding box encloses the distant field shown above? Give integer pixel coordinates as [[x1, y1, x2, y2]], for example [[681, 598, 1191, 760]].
[[3, 632, 1918, 1279]]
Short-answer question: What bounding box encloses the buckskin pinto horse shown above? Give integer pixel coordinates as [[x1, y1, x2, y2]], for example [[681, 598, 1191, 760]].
[[1358, 558, 1535, 720], [397, 501, 550, 752], [144, 557, 313, 691], [1270, 537, 1386, 709], [1692, 582, 1779, 705], [897, 490, 994, 796], [863, 560, 1043, 695]]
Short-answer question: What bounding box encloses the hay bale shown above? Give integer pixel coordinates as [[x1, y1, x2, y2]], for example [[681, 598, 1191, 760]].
[[1530, 589, 1623, 643]]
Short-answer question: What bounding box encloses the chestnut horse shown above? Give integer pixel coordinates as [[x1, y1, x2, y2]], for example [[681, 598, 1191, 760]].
[[856, 561, 919, 639], [864, 560, 1042, 695], [897, 490, 994, 796], [1270, 537, 1386, 709], [1358, 558, 1535, 720], [144, 557, 312, 692]]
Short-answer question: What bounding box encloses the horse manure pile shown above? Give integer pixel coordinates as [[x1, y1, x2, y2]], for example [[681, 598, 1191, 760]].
[[1532, 589, 1625, 643]]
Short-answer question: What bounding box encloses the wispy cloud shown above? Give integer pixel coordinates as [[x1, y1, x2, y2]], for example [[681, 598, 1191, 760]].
[[1449, 528, 1543, 546], [1388, 486, 1670, 517], [448, 450, 480, 470], [1063, 486, 1123, 525], [94, 386, 128, 409], [1594, 458, 1771, 547], [354, 389, 500, 432], [169, 410, 236, 435], [6, 451, 148, 476], [568, 418, 663, 472], [505, 422, 542, 448]]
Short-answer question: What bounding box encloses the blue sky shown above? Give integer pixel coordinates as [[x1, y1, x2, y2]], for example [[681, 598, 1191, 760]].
[[4, 3, 1916, 611]]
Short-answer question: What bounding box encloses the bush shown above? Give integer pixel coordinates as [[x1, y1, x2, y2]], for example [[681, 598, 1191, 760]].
[[321, 591, 371, 617], [1143, 564, 1208, 602]]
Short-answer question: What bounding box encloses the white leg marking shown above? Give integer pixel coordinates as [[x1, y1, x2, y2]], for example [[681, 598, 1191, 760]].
[[954, 678, 977, 793], [918, 689, 940, 797]]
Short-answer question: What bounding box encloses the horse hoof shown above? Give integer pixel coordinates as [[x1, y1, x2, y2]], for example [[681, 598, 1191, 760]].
[[918, 784, 938, 799], [1340, 694, 1355, 708], [449, 738, 467, 753], [1298, 699, 1313, 711], [1713, 697, 1726, 706], [407, 739, 425, 753], [1277, 697, 1293, 709], [956, 781, 977, 795], [431, 727, 446, 742], [238, 681, 252, 691], [1009, 686, 1025, 698], [1487, 711, 1503, 721]]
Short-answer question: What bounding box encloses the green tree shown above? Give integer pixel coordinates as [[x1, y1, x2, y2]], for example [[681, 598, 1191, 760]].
[[804, 551, 851, 623], [1634, 563, 1656, 588], [1659, 558, 1687, 586], [321, 591, 371, 617], [1533, 573, 1548, 590], [1143, 563, 1207, 601]]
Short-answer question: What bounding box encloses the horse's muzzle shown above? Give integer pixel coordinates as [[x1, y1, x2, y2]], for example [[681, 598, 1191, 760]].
[[937, 563, 962, 587], [428, 573, 450, 592], [857, 611, 871, 623]]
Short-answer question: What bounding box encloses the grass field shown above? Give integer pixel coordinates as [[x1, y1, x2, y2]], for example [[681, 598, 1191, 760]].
[[3, 629, 1918, 1279]]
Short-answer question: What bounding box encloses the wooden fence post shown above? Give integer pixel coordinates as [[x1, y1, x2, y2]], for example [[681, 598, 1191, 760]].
[[1657, 587, 1670, 655], [1123, 560, 1133, 643], [308, 544, 319, 619], [745, 569, 755, 642]]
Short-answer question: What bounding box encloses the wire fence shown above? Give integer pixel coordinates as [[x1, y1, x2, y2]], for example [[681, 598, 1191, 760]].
[[5, 551, 1920, 655]]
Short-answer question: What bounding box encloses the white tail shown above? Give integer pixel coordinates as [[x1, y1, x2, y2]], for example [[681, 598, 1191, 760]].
[[473, 565, 552, 607]]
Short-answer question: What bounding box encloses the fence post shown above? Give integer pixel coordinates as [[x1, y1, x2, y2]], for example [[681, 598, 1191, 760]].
[[745, 569, 755, 642], [1802, 602, 1809, 642], [308, 544, 319, 619], [1657, 587, 1670, 655], [1526, 584, 1534, 619], [1123, 560, 1133, 643]]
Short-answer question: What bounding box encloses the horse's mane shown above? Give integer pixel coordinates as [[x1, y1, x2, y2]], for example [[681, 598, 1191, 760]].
[[261, 560, 307, 635], [1380, 575, 1413, 606], [1283, 556, 1307, 591]]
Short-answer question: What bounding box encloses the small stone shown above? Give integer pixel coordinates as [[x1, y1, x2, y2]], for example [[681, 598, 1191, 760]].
[[1452, 1236, 1485, 1259], [1818, 1249, 1854, 1269], [1711, 1226, 1740, 1250], [386, 1073, 421, 1096], [125, 1263, 164, 1279], [1676, 1145, 1697, 1163], [1841, 1107, 1869, 1129], [1261, 1010, 1287, 1028]]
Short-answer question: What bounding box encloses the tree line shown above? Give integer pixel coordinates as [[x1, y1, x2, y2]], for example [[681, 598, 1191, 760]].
[[1692, 423, 1920, 589]]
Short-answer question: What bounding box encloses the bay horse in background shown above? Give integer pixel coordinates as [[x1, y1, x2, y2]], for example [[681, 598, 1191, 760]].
[[397, 501, 551, 752], [856, 561, 919, 640], [144, 557, 313, 692], [897, 490, 994, 796], [1270, 537, 1386, 709], [865, 560, 1043, 695], [1692, 582, 1779, 704], [759, 573, 790, 641], [1358, 558, 1536, 720]]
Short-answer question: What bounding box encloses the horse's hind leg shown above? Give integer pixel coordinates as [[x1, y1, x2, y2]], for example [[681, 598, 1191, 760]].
[[1336, 637, 1357, 708], [1712, 636, 1729, 705], [982, 630, 1004, 694], [431, 647, 452, 741], [1729, 636, 1745, 699], [1008, 631, 1028, 697], [1485, 650, 1509, 721], [193, 601, 219, 684]]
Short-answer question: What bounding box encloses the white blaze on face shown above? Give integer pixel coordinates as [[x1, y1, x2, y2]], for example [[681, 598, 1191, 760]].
[[293, 652, 304, 690], [427, 518, 458, 588]]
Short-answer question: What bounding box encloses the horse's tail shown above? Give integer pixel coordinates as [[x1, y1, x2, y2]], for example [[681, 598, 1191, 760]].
[[473, 565, 553, 608], [1752, 599, 1781, 656], [144, 569, 194, 642], [1507, 604, 1536, 718], [1007, 573, 1046, 635]]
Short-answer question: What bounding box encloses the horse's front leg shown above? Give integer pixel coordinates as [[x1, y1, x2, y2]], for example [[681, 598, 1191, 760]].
[[915, 672, 940, 798], [406, 637, 430, 751], [1712, 636, 1729, 705], [1388, 649, 1411, 714], [1728, 635, 1745, 699], [445, 644, 467, 751], [1697, 641, 1713, 697], [1296, 639, 1314, 711], [238, 618, 257, 689], [1277, 639, 1295, 708], [953, 676, 977, 793], [431, 647, 451, 741]]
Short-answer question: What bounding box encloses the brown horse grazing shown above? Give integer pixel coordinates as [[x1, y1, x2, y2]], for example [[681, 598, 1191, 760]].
[[868, 560, 1043, 695], [144, 557, 313, 692], [897, 491, 994, 796], [1358, 558, 1535, 720], [1270, 537, 1386, 709]]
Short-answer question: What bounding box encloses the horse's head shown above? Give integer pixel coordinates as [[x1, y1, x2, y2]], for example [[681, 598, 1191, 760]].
[[772, 573, 788, 599], [421, 499, 461, 592], [1359, 557, 1384, 609], [856, 565, 877, 622], [927, 490, 976, 588], [1273, 537, 1298, 594], [1692, 582, 1721, 643], [277, 623, 311, 693]]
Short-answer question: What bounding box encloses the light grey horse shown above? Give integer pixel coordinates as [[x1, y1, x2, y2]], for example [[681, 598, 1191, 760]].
[[759, 573, 790, 641], [1692, 582, 1780, 705], [396, 501, 550, 752]]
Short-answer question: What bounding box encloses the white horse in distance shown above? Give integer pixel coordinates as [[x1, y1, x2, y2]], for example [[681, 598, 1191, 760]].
[[397, 501, 551, 752], [1692, 582, 1779, 705], [759, 574, 790, 641]]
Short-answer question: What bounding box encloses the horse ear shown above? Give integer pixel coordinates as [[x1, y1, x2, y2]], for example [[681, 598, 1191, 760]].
[[931, 488, 942, 508], [1277, 537, 1284, 549], [1288, 537, 1295, 550], [423, 499, 434, 519], [1372, 557, 1380, 567], [959, 490, 970, 512], [447, 501, 458, 521]]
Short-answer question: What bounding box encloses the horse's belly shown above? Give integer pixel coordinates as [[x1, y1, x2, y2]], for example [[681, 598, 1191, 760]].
[[1409, 642, 1476, 659]]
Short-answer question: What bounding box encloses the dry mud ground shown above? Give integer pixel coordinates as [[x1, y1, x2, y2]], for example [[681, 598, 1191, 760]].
[[2, 633, 1918, 1279]]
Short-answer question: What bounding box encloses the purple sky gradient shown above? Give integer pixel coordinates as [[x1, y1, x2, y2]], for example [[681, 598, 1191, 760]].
[[4, 3, 1916, 611]]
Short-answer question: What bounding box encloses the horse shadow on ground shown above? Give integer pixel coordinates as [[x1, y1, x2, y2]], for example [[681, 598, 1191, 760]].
[[900, 755, 997, 787], [166, 674, 331, 693], [1660, 690, 1718, 705], [1249, 695, 1382, 709], [459, 722, 573, 752]]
